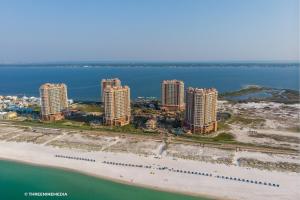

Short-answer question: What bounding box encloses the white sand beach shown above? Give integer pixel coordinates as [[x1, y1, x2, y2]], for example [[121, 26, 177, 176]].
[[0, 140, 299, 200]]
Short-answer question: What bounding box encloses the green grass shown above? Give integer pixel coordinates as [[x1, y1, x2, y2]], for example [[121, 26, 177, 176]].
[[21, 119, 234, 144], [217, 121, 231, 131], [228, 115, 265, 125], [14, 119, 159, 136], [72, 103, 103, 113], [180, 132, 235, 144], [176, 132, 298, 152], [212, 132, 234, 141], [219, 86, 264, 98], [13, 120, 297, 153], [109, 124, 145, 134], [19, 120, 93, 130], [27, 103, 103, 114]]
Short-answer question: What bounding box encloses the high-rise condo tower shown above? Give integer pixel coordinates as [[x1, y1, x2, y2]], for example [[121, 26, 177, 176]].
[[40, 83, 68, 121], [103, 85, 131, 126], [161, 80, 185, 111], [184, 87, 218, 134]]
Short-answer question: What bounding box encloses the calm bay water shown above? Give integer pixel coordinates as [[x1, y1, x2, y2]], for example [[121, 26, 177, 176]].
[[0, 63, 299, 101], [0, 160, 207, 200]]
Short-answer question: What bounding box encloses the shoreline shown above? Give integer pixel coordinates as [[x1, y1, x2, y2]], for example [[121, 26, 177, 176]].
[[1, 87, 299, 104], [0, 140, 299, 200], [0, 156, 217, 200]]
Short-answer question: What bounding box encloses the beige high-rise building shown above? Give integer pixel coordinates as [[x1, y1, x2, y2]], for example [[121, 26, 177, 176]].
[[104, 85, 131, 126], [40, 83, 68, 121], [101, 78, 121, 102], [161, 80, 185, 111], [184, 87, 218, 134]]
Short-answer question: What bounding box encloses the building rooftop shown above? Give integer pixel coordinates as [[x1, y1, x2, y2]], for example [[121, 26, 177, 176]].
[[162, 80, 184, 84], [186, 87, 217, 93], [101, 78, 121, 82], [40, 83, 67, 89]]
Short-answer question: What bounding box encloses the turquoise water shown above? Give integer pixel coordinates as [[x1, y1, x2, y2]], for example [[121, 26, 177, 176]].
[[0, 160, 209, 200], [0, 63, 299, 101]]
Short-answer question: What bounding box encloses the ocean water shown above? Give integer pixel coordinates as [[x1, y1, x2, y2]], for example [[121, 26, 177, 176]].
[[0, 63, 299, 101], [0, 160, 207, 200]]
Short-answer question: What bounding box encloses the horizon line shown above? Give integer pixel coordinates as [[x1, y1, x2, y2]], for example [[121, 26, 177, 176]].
[[0, 59, 299, 65]]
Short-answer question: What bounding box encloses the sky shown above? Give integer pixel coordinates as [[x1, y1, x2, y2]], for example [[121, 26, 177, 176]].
[[0, 0, 299, 63]]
